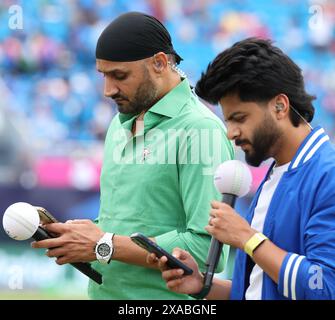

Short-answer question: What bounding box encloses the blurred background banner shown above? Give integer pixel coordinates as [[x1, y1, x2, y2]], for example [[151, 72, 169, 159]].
[[0, 0, 334, 299]]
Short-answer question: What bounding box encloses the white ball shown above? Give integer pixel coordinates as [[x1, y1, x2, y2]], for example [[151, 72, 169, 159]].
[[2, 202, 40, 240], [214, 160, 252, 197]]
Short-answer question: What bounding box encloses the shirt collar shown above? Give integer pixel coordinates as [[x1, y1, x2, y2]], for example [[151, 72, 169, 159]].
[[264, 126, 329, 179], [118, 78, 192, 132], [119, 112, 137, 125], [118, 78, 192, 122], [148, 78, 192, 118]]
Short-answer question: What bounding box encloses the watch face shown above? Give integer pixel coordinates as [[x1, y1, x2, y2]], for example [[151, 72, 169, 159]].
[[97, 243, 111, 257]]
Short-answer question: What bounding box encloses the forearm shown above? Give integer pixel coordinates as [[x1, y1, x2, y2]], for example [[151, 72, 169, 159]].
[[250, 239, 287, 283], [205, 278, 232, 300], [244, 236, 335, 299], [112, 235, 158, 268], [234, 226, 287, 284]]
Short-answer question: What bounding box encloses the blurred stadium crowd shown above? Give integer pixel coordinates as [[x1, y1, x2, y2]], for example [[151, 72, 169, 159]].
[[0, 0, 334, 189]]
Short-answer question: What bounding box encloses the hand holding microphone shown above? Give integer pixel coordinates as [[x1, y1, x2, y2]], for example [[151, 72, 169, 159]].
[[191, 160, 253, 299], [206, 160, 253, 248], [143, 160, 254, 299], [2, 202, 102, 284]]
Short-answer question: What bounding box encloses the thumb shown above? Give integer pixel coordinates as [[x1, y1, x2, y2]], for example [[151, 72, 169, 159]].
[[66, 219, 92, 224], [172, 247, 189, 260]]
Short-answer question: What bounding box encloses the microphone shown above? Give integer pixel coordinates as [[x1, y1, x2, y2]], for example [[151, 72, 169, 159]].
[[204, 160, 252, 290], [2, 202, 102, 285]]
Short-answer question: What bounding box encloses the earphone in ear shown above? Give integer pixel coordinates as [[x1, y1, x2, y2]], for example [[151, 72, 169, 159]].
[[275, 104, 283, 112]]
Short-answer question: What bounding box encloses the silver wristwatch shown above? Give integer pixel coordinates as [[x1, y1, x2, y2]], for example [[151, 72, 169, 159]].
[[95, 232, 114, 264]]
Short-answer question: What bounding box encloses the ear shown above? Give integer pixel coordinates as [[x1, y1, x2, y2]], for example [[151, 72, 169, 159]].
[[272, 94, 290, 118], [152, 52, 168, 73]]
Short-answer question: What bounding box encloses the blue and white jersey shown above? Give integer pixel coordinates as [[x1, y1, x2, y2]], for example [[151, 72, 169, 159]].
[[231, 126, 335, 300]]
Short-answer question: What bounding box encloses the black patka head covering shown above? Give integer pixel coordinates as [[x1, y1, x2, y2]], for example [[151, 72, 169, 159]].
[[96, 12, 183, 64]]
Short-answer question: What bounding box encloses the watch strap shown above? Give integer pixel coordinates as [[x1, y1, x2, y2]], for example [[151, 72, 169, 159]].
[[244, 232, 268, 258], [95, 232, 114, 264]]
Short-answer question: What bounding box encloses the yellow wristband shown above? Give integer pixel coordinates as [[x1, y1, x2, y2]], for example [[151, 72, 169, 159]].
[[244, 232, 268, 258]]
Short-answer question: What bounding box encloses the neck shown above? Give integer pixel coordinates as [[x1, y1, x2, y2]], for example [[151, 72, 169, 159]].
[[157, 71, 182, 101], [136, 72, 182, 120], [273, 124, 312, 166]]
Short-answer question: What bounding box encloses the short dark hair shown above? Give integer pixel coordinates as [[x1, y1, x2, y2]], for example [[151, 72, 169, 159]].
[[195, 38, 315, 126], [167, 53, 177, 65]]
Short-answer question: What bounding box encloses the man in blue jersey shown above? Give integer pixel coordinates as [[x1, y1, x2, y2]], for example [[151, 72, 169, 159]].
[[149, 38, 335, 300]]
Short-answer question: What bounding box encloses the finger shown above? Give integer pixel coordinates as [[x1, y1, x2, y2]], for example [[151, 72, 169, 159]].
[[66, 219, 92, 225], [31, 238, 63, 249], [172, 248, 189, 260], [211, 201, 231, 210], [55, 256, 68, 265], [146, 253, 158, 264], [205, 225, 215, 235], [208, 217, 220, 227], [157, 256, 168, 270], [211, 200, 222, 209], [208, 216, 217, 226], [44, 223, 69, 233], [210, 217, 220, 226], [46, 247, 67, 258], [210, 208, 223, 218], [172, 248, 182, 259], [166, 278, 185, 290], [162, 268, 184, 281]]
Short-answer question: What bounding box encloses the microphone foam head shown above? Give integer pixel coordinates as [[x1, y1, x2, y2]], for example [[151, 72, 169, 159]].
[[214, 160, 252, 197], [2, 202, 40, 240]]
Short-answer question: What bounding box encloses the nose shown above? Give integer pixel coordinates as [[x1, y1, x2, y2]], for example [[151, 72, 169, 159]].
[[103, 76, 119, 98], [226, 123, 240, 141]]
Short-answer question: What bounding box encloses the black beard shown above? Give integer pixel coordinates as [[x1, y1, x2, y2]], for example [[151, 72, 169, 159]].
[[114, 68, 159, 114], [243, 114, 282, 167]]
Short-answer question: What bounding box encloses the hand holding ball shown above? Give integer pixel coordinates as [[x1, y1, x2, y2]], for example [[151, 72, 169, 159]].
[[2, 202, 103, 284], [2, 202, 40, 240]]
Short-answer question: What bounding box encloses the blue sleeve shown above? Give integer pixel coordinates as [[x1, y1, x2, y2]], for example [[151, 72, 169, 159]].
[[278, 187, 335, 299]]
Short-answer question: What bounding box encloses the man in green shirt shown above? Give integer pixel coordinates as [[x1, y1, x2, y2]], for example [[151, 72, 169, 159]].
[[32, 12, 234, 299]]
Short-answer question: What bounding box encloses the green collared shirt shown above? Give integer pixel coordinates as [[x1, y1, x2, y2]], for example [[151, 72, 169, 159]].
[[88, 79, 234, 299]]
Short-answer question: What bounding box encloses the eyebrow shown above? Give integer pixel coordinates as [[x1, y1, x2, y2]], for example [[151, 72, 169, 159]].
[[97, 68, 128, 74], [225, 111, 246, 122]]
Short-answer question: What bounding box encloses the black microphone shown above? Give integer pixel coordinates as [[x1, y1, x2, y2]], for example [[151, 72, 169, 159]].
[[202, 160, 252, 295], [33, 226, 102, 285], [204, 194, 236, 289]]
